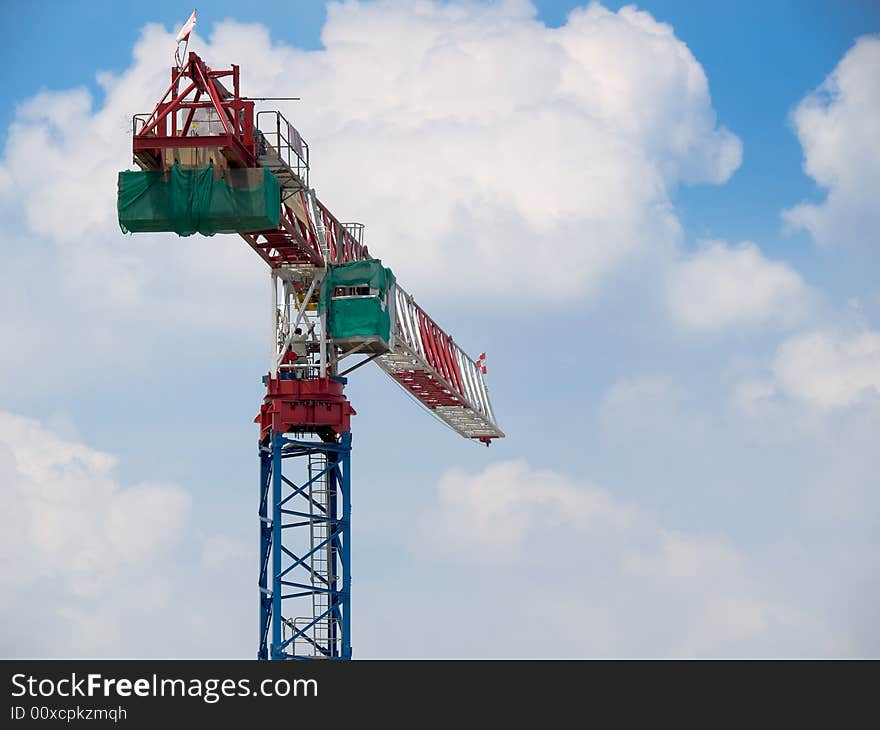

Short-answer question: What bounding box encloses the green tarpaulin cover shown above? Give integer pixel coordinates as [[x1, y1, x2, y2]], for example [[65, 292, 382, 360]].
[[330, 297, 392, 343], [319, 259, 396, 344], [117, 163, 280, 236]]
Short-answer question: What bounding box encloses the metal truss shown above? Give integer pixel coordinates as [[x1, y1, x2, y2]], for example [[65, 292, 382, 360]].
[[132, 53, 257, 169], [270, 266, 327, 378], [378, 282, 504, 443], [259, 432, 352, 660]]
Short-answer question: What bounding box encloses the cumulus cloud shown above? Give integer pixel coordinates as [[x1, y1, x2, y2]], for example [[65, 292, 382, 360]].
[[257, 0, 740, 298], [0, 411, 192, 655], [666, 241, 811, 331], [411, 458, 833, 656], [783, 35, 880, 247], [0, 1, 739, 321], [422, 459, 634, 560], [0, 0, 744, 404], [773, 327, 880, 409]]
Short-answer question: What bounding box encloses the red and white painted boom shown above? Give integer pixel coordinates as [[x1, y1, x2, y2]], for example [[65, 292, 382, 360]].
[[379, 283, 501, 442]]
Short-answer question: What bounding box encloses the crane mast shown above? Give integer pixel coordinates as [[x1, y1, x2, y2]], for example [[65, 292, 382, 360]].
[[121, 50, 503, 659]]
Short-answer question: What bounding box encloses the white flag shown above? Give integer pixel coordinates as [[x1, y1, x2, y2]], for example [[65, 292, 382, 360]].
[[176, 10, 197, 43]]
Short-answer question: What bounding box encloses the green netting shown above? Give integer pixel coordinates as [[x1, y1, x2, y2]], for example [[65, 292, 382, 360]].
[[117, 163, 280, 236], [330, 297, 392, 343], [318, 259, 395, 314], [318, 259, 396, 344]]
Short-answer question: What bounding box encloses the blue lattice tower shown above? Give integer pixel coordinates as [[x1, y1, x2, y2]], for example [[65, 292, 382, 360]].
[[257, 375, 354, 660]]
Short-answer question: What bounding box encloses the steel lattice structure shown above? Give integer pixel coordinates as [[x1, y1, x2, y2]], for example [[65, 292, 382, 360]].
[[125, 46, 503, 660], [259, 431, 351, 660]]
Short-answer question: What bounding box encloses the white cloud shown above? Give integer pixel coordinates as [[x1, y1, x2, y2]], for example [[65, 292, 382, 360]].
[[773, 327, 880, 409], [0, 411, 190, 595], [269, 0, 740, 299], [666, 241, 811, 331], [783, 35, 880, 247], [0, 1, 744, 401], [413, 458, 833, 656], [0, 1, 739, 319], [0, 411, 195, 655], [422, 459, 634, 560]]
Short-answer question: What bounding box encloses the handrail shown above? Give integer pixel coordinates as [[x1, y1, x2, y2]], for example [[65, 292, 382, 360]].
[[256, 110, 310, 187], [131, 114, 150, 137]]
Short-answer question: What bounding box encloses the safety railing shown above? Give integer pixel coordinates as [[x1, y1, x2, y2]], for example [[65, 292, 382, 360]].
[[132, 114, 150, 137], [256, 110, 310, 187], [391, 282, 499, 430], [342, 223, 364, 247]]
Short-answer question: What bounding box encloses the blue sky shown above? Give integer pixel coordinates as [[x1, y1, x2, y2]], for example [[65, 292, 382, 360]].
[[0, 1, 878, 657]]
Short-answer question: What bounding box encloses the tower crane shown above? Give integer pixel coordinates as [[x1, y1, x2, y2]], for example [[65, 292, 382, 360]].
[[117, 26, 503, 660]]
